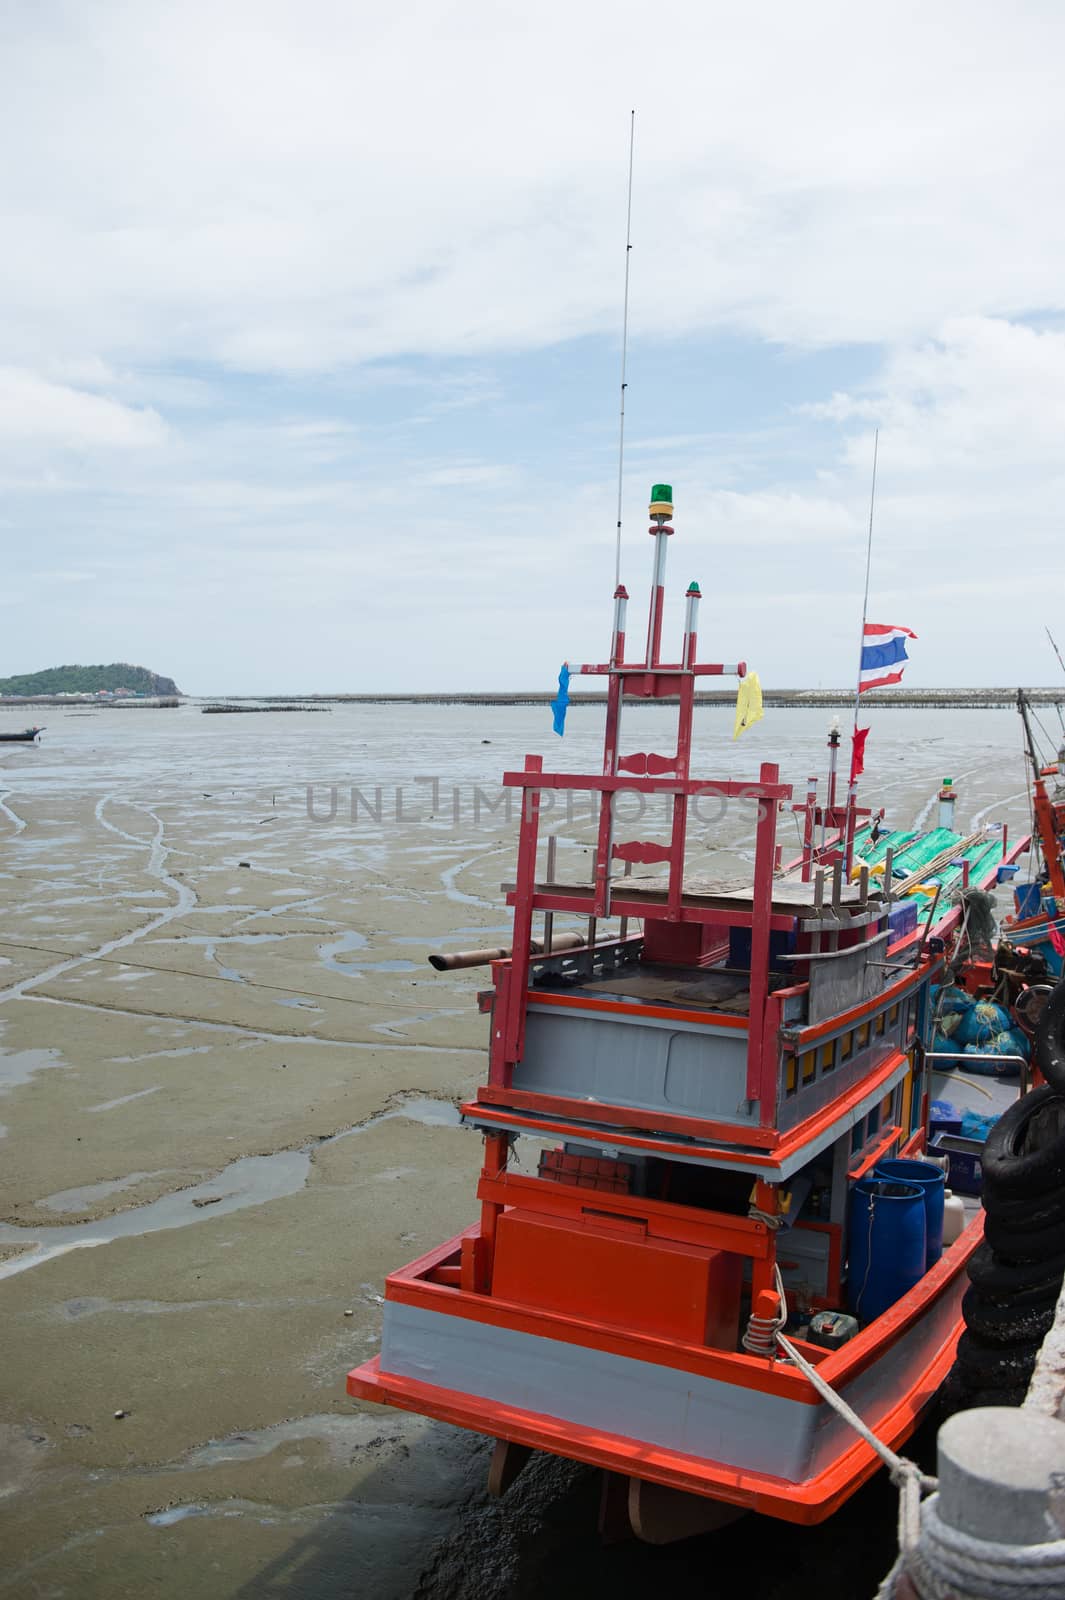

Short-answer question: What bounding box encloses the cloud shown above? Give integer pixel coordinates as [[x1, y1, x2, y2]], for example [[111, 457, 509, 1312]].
[[2, 3, 1065, 375], [1, 4, 1064, 692], [0, 368, 166, 451], [807, 318, 1065, 471]]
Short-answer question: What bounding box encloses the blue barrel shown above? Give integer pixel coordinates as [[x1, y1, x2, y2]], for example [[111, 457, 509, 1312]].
[[875, 1157, 946, 1268], [848, 1178, 926, 1323]]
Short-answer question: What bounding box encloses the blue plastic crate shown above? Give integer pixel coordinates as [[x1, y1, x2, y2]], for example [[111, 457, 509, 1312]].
[[929, 1128, 983, 1196], [1014, 881, 1043, 920], [888, 900, 919, 942]]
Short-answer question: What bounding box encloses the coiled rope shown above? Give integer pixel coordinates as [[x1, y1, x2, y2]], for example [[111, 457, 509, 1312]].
[[906, 1495, 1065, 1600], [741, 1265, 788, 1355]]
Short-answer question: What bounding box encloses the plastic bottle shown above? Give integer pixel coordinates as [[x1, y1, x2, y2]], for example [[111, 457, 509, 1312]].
[[942, 1189, 966, 1246]]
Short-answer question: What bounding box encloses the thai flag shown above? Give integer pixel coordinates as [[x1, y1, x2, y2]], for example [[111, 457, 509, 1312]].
[[859, 623, 917, 692]]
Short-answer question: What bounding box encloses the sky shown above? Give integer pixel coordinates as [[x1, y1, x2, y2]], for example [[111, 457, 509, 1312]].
[[2, 0, 1065, 694]]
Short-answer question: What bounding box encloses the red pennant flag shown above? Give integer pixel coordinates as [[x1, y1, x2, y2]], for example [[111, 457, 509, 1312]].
[[850, 727, 870, 784]]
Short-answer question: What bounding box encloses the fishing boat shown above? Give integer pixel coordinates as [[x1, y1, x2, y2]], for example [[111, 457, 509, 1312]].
[[779, 735, 1022, 956], [998, 689, 1065, 980], [349, 486, 1026, 1539], [0, 725, 43, 743]]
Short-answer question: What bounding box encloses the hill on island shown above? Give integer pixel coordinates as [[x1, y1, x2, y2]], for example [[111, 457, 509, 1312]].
[[0, 663, 180, 697]]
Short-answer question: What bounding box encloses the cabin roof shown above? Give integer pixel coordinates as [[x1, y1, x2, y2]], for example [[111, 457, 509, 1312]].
[[522, 872, 881, 918]]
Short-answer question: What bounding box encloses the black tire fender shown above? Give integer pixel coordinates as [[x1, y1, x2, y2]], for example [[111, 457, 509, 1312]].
[[945, 1379, 1029, 1413], [981, 1181, 1065, 1229], [984, 1209, 1065, 1264], [980, 1084, 1065, 1200], [966, 1238, 1065, 1302], [961, 1285, 1057, 1346], [955, 1330, 1041, 1386]]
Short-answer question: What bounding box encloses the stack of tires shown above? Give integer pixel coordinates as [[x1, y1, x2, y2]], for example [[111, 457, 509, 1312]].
[[949, 978, 1065, 1410]]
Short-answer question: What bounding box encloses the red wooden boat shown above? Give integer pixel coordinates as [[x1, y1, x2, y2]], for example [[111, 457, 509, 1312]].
[[350, 486, 1003, 1540]]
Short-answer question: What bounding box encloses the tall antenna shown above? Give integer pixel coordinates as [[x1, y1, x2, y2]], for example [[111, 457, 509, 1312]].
[[1046, 625, 1065, 680], [851, 427, 880, 743], [614, 110, 636, 588], [842, 428, 879, 867]]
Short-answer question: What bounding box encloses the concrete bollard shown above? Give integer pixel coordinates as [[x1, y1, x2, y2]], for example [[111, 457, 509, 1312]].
[[937, 1408, 1065, 1547], [884, 1278, 1065, 1598], [902, 1408, 1065, 1599]]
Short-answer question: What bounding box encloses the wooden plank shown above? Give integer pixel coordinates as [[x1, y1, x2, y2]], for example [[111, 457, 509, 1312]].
[[585, 968, 750, 1005], [502, 873, 879, 914]]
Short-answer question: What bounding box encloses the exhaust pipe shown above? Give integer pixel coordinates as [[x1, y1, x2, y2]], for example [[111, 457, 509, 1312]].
[[428, 930, 585, 972]]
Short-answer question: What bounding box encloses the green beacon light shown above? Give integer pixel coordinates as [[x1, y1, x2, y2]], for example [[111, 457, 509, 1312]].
[[649, 483, 674, 519]]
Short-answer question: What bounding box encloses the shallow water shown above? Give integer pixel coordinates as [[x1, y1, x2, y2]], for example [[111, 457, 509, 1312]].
[[0, 1096, 463, 1280]]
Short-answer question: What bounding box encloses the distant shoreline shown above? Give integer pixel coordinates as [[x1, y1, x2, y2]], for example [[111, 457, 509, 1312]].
[[3, 688, 1061, 711], [0, 696, 179, 709]]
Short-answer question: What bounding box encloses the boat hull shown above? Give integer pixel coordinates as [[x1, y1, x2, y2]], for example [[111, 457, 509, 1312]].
[[350, 1216, 980, 1524]]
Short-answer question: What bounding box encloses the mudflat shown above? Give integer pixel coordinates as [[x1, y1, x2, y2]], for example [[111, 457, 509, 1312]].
[[0, 707, 512, 1598]]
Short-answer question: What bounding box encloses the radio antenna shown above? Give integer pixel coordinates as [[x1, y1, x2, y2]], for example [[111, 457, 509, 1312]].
[[1046, 625, 1065, 680], [614, 110, 635, 588]]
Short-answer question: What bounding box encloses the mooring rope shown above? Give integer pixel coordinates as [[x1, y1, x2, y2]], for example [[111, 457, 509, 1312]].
[[775, 1326, 1065, 1597], [774, 1327, 934, 1596]]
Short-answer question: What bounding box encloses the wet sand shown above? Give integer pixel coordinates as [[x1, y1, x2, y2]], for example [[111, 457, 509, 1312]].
[[0, 703, 1038, 1598]]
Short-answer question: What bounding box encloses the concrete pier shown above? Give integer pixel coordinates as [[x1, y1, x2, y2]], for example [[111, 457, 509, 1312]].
[[1026, 1273, 1065, 1426]]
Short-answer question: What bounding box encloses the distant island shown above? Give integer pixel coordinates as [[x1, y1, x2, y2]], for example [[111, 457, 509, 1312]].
[[0, 663, 180, 698]]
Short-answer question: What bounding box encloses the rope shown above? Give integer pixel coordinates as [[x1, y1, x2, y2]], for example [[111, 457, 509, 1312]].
[[775, 1331, 936, 1496], [773, 1328, 935, 1599], [1022, 712, 1039, 885], [940, 1071, 995, 1101], [908, 1495, 1065, 1599], [781, 1320, 1065, 1597], [1031, 705, 1058, 760], [851, 1188, 879, 1321], [742, 1265, 788, 1355], [746, 1205, 784, 1231], [928, 888, 976, 1045]]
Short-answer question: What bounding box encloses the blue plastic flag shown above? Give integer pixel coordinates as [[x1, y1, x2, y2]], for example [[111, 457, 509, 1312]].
[[551, 663, 570, 737]]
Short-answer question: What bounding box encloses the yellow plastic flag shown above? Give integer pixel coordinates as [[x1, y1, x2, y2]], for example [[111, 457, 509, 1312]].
[[733, 671, 764, 739]]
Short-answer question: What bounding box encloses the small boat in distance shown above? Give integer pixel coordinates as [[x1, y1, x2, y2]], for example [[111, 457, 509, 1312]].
[[0, 726, 44, 743]]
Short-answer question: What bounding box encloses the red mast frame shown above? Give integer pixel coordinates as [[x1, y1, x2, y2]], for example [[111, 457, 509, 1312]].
[[490, 487, 791, 1117]]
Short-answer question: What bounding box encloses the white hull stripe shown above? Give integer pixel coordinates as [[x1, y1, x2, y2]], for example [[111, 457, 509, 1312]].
[[380, 1280, 962, 1483]]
